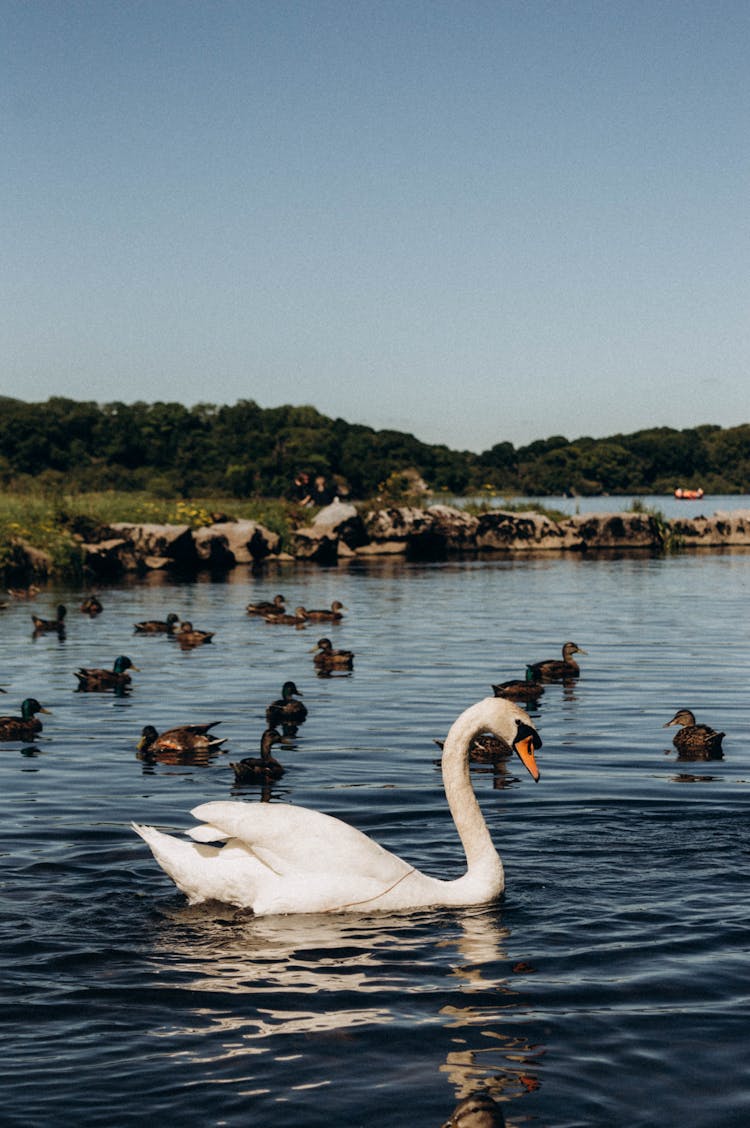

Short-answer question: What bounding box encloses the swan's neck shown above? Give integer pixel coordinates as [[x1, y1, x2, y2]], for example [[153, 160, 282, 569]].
[[441, 702, 500, 871]]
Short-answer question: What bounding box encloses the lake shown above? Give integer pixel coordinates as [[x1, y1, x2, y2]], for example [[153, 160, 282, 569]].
[[1, 535, 749, 1126]]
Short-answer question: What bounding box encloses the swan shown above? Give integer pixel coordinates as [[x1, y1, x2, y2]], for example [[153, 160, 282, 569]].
[[132, 696, 541, 915]]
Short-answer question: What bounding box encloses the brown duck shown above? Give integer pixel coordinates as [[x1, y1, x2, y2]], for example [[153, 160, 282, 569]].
[[137, 722, 226, 755], [263, 606, 308, 626], [302, 600, 347, 622], [80, 595, 103, 615], [664, 709, 725, 760], [31, 604, 67, 634], [527, 641, 586, 681], [312, 637, 354, 671], [231, 728, 285, 784], [176, 621, 215, 646], [134, 613, 179, 634], [266, 681, 308, 731], [246, 594, 286, 616]]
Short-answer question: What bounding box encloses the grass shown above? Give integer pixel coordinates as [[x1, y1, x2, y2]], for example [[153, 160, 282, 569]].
[[0, 490, 304, 579]]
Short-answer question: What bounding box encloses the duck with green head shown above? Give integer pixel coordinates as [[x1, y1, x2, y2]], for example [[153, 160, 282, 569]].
[[492, 666, 545, 701], [74, 655, 139, 692], [0, 698, 52, 740]]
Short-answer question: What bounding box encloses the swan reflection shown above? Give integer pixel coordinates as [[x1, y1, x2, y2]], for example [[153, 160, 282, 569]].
[[147, 903, 544, 1114]]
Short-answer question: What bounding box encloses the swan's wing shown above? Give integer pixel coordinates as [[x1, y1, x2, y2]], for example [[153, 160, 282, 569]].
[[190, 800, 412, 885]]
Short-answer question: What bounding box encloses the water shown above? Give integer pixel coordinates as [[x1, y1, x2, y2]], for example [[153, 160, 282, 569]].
[[458, 492, 750, 520], [1, 544, 749, 1127]]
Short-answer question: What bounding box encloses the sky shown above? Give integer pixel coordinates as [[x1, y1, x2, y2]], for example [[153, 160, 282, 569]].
[[2, 1, 749, 453]]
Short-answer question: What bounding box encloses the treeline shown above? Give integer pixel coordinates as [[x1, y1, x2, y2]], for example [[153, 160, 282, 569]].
[[1, 396, 749, 498]]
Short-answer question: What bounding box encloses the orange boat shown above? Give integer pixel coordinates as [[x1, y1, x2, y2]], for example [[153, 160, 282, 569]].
[[674, 487, 704, 500]]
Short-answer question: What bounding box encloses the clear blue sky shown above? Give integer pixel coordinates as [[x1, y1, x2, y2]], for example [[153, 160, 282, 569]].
[[2, 1, 748, 452]]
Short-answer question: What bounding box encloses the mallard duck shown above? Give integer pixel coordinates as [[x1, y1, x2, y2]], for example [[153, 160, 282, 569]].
[[79, 595, 103, 615], [230, 728, 285, 784], [492, 666, 545, 700], [74, 655, 139, 692], [664, 709, 725, 760], [266, 681, 308, 731], [137, 722, 225, 755], [434, 733, 512, 764], [312, 637, 354, 670], [0, 698, 52, 740], [302, 600, 347, 622], [263, 606, 308, 626], [8, 585, 40, 599], [527, 641, 587, 681], [442, 1092, 506, 1128], [246, 594, 286, 616], [176, 621, 214, 646], [31, 604, 67, 633], [133, 697, 541, 913], [134, 612, 179, 634]]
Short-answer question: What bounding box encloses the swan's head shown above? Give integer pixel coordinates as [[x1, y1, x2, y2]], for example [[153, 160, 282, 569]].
[[457, 698, 541, 782]]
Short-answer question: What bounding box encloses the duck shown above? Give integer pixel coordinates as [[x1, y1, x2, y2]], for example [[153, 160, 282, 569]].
[[74, 655, 139, 692], [0, 698, 52, 740], [229, 728, 285, 785], [265, 681, 308, 731], [246, 594, 286, 616], [262, 606, 308, 626], [442, 1093, 506, 1128], [176, 621, 214, 647], [312, 637, 354, 671], [527, 641, 587, 681], [433, 733, 512, 764], [664, 709, 725, 760], [492, 666, 545, 701], [31, 604, 67, 633], [134, 612, 179, 634], [79, 595, 103, 615], [8, 585, 40, 599], [137, 722, 225, 756], [132, 696, 541, 914], [302, 600, 347, 622]]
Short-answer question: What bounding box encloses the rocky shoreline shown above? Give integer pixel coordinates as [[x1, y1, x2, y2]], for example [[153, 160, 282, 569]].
[[6, 501, 750, 583]]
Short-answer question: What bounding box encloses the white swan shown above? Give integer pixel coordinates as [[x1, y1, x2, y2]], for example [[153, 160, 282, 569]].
[[132, 697, 541, 916]]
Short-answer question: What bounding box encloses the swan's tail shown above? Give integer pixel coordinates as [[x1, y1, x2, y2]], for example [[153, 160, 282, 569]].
[[132, 822, 262, 908], [132, 822, 224, 904]]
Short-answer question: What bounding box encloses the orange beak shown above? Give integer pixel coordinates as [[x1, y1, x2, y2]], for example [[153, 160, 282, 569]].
[[514, 730, 541, 782]]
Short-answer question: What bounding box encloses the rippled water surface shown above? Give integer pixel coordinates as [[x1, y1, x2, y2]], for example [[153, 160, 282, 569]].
[[1, 547, 749, 1127]]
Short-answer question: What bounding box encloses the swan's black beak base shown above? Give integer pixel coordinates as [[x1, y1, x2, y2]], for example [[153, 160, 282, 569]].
[[513, 722, 541, 782]]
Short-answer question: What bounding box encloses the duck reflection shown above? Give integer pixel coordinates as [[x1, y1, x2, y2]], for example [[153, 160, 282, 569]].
[[136, 743, 226, 771], [441, 1092, 506, 1127]]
